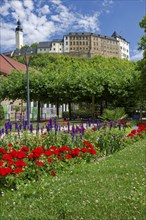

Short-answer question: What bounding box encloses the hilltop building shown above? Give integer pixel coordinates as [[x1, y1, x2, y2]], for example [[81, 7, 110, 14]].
[[36, 32, 129, 59], [14, 20, 130, 60]]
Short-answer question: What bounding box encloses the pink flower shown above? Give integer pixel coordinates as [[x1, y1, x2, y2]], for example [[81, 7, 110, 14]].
[[7, 143, 13, 147], [21, 146, 29, 152], [51, 171, 56, 176], [2, 154, 12, 161], [13, 168, 24, 174], [64, 154, 73, 159], [0, 161, 4, 166], [35, 160, 44, 166], [8, 160, 15, 166], [16, 160, 27, 167], [16, 151, 26, 159], [44, 150, 52, 156], [0, 167, 12, 176], [48, 158, 53, 163], [82, 141, 93, 149], [0, 147, 7, 154]]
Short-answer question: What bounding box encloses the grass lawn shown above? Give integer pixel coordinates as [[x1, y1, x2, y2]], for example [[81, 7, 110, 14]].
[[1, 138, 146, 220]]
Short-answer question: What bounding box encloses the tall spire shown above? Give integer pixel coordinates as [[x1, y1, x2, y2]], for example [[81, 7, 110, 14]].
[[15, 19, 23, 49], [15, 19, 23, 32]]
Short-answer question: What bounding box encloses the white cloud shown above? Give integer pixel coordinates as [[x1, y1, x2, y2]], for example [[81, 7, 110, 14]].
[[0, 1, 10, 16], [102, 0, 113, 7], [0, 0, 105, 52], [37, 5, 50, 15], [0, 21, 15, 52], [75, 12, 100, 32], [49, 0, 62, 5], [130, 49, 143, 61], [23, 0, 34, 11], [101, 0, 113, 14]]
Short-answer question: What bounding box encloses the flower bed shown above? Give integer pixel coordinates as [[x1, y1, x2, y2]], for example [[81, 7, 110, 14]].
[[127, 122, 146, 138], [0, 120, 146, 188], [0, 140, 96, 178]]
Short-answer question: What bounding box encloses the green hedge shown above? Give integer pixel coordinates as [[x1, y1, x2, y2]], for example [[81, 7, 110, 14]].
[[0, 104, 4, 120], [62, 110, 92, 120]]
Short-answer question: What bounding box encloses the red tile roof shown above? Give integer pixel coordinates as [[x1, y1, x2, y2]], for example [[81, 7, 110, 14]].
[[0, 54, 26, 75]]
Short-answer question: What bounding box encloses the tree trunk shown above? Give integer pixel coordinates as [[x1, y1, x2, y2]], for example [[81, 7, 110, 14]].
[[69, 101, 72, 120], [37, 101, 41, 122], [56, 99, 59, 118], [105, 100, 108, 109], [92, 95, 95, 118], [100, 101, 103, 115], [140, 104, 143, 121]]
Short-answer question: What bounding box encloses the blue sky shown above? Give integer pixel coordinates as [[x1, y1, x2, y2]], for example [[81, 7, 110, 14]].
[[0, 0, 145, 60]]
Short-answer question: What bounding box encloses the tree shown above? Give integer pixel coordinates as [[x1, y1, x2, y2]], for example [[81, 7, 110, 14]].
[[31, 42, 39, 47], [1, 53, 140, 121], [136, 15, 146, 119], [138, 15, 146, 51]]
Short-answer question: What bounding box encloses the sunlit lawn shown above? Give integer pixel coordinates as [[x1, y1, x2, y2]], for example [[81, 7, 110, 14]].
[[1, 138, 145, 220]]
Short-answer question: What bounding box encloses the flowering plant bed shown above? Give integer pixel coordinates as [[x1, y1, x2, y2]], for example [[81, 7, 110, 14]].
[[0, 140, 96, 178], [0, 119, 146, 188]]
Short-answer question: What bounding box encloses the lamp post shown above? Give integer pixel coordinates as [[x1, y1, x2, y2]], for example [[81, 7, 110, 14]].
[[13, 47, 34, 126]]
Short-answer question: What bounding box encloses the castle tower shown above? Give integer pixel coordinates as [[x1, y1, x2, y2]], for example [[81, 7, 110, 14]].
[[111, 31, 130, 60], [15, 19, 23, 49]]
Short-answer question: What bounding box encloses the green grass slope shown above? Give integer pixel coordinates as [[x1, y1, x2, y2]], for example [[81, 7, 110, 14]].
[[1, 139, 146, 220]]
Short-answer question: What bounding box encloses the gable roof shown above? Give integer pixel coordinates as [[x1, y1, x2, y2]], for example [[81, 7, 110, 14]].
[[0, 54, 26, 75], [111, 31, 129, 43], [37, 42, 51, 48]]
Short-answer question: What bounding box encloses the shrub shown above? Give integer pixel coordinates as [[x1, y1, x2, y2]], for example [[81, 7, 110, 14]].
[[83, 127, 127, 156], [0, 104, 5, 121], [100, 107, 127, 121], [62, 109, 92, 120]]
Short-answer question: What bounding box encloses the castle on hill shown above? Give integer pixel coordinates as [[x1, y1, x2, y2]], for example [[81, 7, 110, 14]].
[[5, 20, 130, 60]]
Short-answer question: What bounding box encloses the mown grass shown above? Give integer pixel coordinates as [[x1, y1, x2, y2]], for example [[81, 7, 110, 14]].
[[1, 139, 146, 220]]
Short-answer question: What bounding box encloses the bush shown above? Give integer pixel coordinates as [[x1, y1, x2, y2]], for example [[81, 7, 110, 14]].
[[0, 104, 5, 121], [83, 126, 127, 156], [62, 109, 92, 120], [100, 107, 127, 121]]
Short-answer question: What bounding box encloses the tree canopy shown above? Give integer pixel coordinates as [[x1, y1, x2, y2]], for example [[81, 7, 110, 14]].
[[1, 53, 140, 118]]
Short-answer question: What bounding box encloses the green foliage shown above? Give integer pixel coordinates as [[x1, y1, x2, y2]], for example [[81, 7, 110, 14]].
[[21, 45, 29, 49], [63, 109, 92, 120], [0, 104, 5, 120], [136, 15, 146, 109], [138, 15, 146, 51], [31, 42, 38, 47], [100, 107, 127, 121], [1, 53, 140, 115], [83, 126, 128, 156], [1, 139, 145, 220]]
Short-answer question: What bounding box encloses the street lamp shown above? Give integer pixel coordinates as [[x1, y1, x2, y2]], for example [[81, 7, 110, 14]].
[[13, 47, 34, 126]]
